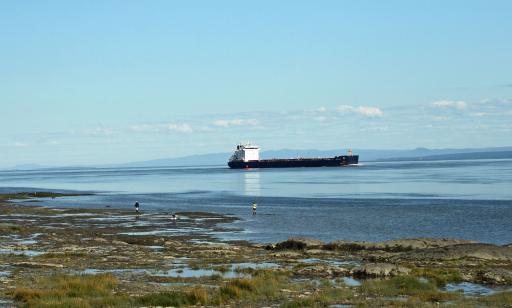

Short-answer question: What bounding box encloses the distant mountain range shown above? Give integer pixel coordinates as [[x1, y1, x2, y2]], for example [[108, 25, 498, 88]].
[[7, 146, 512, 170], [114, 146, 512, 168], [377, 150, 512, 162]]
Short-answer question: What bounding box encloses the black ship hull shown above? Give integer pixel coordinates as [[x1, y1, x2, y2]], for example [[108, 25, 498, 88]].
[[228, 155, 359, 169]]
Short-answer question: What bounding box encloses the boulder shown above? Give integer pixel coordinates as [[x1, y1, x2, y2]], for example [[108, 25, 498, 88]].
[[271, 251, 302, 258], [164, 240, 181, 247], [93, 237, 108, 243], [352, 263, 410, 278], [295, 265, 349, 278], [478, 268, 512, 284]]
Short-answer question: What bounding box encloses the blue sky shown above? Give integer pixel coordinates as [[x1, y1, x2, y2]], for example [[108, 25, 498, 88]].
[[1, 1, 511, 167]]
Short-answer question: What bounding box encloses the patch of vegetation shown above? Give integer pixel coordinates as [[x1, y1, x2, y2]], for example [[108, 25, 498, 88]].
[[411, 267, 463, 287], [361, 276, 460, 303], [188, 259, 216, 270], [280, 287, 353, 308], [209, 273, 223, 281], [137, 270, 290, 306], [216, 269, 288, 303], [136, 288, 208, 307], [291, 262, 310, 271], [13, 274, 130, 307], [35, 252, 87, 259], [447, 291, 512, 307], [476, 291, 512, 306], [0, 224, 22, 233], [212, 264, 230, 273], [361, 276, 435, 297]]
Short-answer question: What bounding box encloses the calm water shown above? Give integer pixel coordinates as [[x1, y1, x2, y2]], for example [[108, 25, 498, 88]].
[[1, 159, 511, 244]]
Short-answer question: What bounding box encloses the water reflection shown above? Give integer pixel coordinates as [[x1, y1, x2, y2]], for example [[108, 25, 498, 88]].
[[243, 171, 261, 196]]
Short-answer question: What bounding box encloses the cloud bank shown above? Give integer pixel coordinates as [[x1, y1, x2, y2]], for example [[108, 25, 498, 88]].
[[432, 100, 467, 110], [212, 119, 259, 128], [130, 123, 193, 133], [336, 105, 384, 117]]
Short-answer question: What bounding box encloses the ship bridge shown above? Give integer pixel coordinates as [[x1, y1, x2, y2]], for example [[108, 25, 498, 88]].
[[230, 143, 260, 162]]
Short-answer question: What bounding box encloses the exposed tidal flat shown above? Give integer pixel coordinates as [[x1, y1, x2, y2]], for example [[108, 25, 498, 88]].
[[1, 193, 512, 307]]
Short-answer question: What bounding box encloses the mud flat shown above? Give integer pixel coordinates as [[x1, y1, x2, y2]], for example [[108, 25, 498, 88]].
[[1, 192, 512, 307]]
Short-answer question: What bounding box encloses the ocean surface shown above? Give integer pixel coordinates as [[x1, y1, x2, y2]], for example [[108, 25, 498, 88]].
[[1, 159, 511, 244]]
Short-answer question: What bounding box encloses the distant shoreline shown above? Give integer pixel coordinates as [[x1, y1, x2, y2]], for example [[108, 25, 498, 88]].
[[4, 146, 512, 170]]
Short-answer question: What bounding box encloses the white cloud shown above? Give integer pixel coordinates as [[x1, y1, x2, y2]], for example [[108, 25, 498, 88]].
[[166, 123, 193, 133], [336, 105, 383, 117], [130, 122, 193, 133], [212, 119, 259, 128], [469, 112, 489, 117], [432, 100, 467, 110], [88, 127, 116, 136]]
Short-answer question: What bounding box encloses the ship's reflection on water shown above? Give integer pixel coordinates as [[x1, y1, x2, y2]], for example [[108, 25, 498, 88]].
[[243, 171, 261, 196]]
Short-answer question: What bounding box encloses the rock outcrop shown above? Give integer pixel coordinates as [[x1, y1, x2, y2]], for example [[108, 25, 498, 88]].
[[351, 263, 410, 278], [477, 268, 512, 284], [326, 238, 476, 252], [396, 243, 512, 261], [269, 237, 325, 250], [12, 262, 64, 268], [295, 265, 349, 278]]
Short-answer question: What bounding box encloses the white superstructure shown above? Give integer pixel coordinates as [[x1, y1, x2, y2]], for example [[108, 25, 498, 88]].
[[229, 143, 260, 162]]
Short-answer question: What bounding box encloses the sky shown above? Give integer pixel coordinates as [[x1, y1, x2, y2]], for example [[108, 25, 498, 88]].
[[1, 0, 511, 167]]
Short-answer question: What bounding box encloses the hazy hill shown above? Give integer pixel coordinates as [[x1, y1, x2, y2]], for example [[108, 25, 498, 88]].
[[378, 150, 512, 162], [7, 146, 512, 170], [117, 146, 512, 167]]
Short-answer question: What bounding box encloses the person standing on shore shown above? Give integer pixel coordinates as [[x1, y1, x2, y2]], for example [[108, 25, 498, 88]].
[[134, 201, 140, 214], [252, 202, 257, 215]]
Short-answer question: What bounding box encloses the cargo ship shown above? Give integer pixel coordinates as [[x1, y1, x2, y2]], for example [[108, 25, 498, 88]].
[[227, 143, 359, 169]]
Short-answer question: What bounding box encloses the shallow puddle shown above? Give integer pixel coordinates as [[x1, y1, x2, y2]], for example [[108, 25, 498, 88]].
[[56, 213, 97, 217], [82, 268, 151, 275], [231, 262, 278, 270], [156, 268, 226, 278], [188, 240, 221, 245], [86, 217, 127, 222], [146, 245, 165, 250], [0, 270, 11, 277], [0, 299, 14, 308], [342, 276, 361, 287], [118, 227, 205, 236], [0, 248, 45, 257], [149, 261, 278, 278], [443, 282, 511, 296], [300, 258, 360, 267], [17, 239, 38, 245]]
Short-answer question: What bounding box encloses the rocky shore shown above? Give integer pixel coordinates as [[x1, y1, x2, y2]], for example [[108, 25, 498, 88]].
[[1, 192, 512, 307]]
